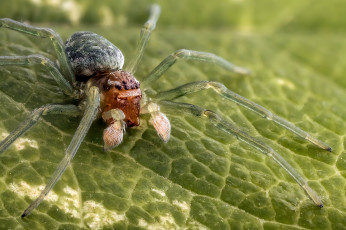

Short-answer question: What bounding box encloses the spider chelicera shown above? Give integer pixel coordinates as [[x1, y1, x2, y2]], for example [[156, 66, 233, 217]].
[[0, 4, 331, 217]]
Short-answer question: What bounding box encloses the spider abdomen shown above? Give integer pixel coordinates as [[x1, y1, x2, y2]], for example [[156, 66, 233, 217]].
[[65, 31, 124, 80]]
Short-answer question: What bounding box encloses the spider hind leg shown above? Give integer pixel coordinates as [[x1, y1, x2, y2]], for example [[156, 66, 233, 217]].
[[0, 104, 81, 155], [0, 55, 74, 95], [127, 4, 161, 74], [141, 49, 251, 88], [159, 100, 324, 207], [0, 18, 75, 84], [153, 80, 331, 151], [21, 87, 100, 217]]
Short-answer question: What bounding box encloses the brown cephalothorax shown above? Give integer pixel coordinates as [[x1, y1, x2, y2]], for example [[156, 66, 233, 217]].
[[90, 70, 142, 127], [88, 70, 142, 151]]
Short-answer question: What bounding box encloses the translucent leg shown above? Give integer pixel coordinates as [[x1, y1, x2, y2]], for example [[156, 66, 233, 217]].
[[126, 4, 161, 74], [0, 104, 81, 155], [152, 81, 331, 151], [159, 100, 324, 207], [0, 55, 74, 95], [141, 49, 251, 88], [0, 18, 75, 84], [21, 86, 100, 217]]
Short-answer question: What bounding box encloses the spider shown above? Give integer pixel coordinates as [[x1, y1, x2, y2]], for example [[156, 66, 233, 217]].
[[0, 4, 331, 217]]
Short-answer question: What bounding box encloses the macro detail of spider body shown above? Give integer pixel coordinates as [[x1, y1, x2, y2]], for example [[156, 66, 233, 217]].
[[0, 4, 331, 217], [65, 31, 145, 150]]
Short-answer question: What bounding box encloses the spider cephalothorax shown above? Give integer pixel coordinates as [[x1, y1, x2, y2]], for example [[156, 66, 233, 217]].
[[88, 70, 142, 150], [0, 4, 331, 218], [88, 70, 142, 126]]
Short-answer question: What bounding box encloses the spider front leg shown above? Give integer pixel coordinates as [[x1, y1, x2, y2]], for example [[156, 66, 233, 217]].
[[21, 86, 100, 217], [150, 80, 331, 151], [0, 18, 75, 84], [141, 49, 251, 88], [0, 104, 81, 154], [159, 100, 324, 207], [127, 4, 161, 74], [0, 55, 74, 95]]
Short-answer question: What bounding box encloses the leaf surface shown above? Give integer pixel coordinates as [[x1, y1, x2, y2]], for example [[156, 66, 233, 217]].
[[0, 1, 345, 229]]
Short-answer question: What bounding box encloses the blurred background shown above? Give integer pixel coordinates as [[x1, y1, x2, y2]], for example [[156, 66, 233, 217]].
[[1, 0, 344, 88], [0, 0, 345, 32]]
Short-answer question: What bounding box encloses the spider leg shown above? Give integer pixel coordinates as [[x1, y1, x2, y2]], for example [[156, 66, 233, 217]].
[[141, 102, 171, 142], [0, 18, 75, 84], [126, 4, 161, 74], [21, 86, 100, 217], [141, 49, 251, 88], [151, 80, 331, 151], [0, 104, 81, 155], [0, 55, 74, 95], [159, 100, 324, 207]]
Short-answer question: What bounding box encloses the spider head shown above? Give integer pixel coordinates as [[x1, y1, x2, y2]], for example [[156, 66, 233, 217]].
[[90, 71, 142, 127]]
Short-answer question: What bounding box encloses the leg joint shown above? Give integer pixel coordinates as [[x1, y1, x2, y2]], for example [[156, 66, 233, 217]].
[[142, 22, 152, 31], [27, 54, 55, 66], [202, 109, 221, 122], [173, 49, 189, 58], [206, 81, 227, 93]]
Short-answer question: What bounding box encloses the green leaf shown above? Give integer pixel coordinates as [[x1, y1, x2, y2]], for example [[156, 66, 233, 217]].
[[0, 0, 345, 229]]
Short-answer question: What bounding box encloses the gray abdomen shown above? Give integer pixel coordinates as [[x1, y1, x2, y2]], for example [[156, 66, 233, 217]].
[[65, 31, 124, 80]]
